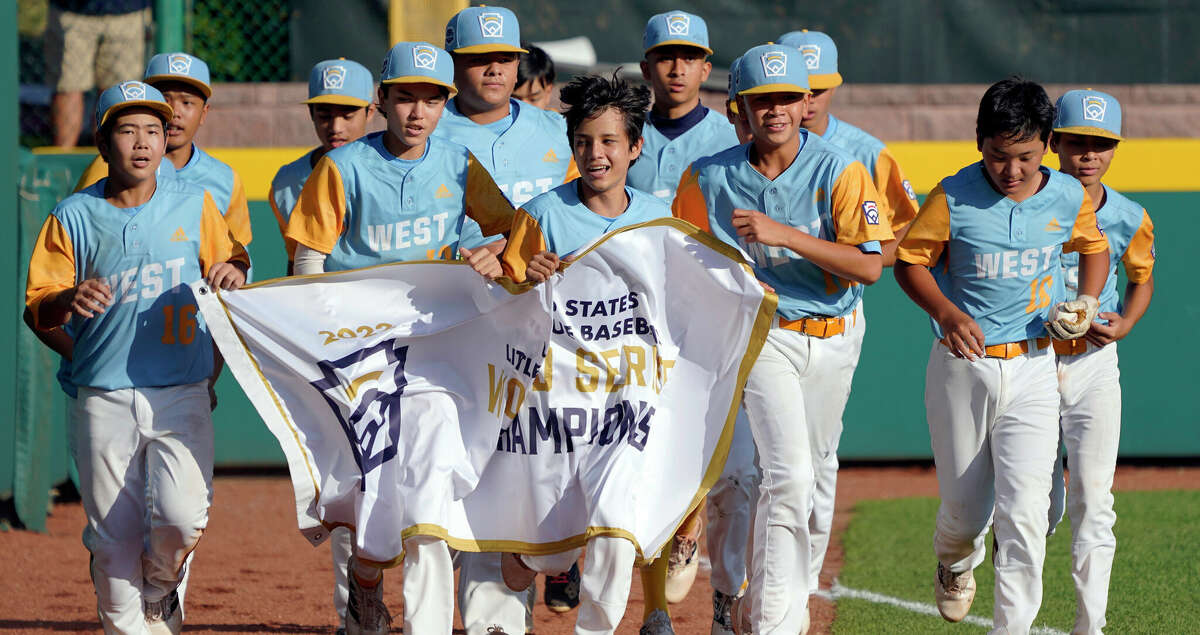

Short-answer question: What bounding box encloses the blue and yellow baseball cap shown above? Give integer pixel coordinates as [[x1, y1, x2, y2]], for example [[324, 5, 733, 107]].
[[727, 55, 742, 114], [444, 6, 527, 55], [1053, 88, 1123, 141], [304, 59, 374, 107], [643, 10, 713, 56], [734, 44, 811, 97], [143, 52, 212, 98], [778, 30, 842, 89], [95, 80, 174, 129], [381, 42, 457, 95]]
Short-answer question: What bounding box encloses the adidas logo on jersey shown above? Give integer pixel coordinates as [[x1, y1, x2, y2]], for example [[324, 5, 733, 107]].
[[435, 184, 453, 199], [171, 227, 190, 242], [1045, 218, 1062, 232], [543, 150, 559, 163]]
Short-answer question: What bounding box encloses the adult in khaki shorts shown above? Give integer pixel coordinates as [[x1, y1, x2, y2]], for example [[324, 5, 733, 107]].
[[44, 0, 151, 147]]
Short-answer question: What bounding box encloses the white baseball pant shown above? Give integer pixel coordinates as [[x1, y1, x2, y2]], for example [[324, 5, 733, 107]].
[[71, 381, 213, 635], [1054, 342, 1121, 634], [522, 536, 636, 635], [926, 340, 1059, 634], [705, 407, 757, 597], [403, 536, 456, 633], [331, 526, 352, 628], [742, 323, 858, 633], [457, 552, 529, 634]]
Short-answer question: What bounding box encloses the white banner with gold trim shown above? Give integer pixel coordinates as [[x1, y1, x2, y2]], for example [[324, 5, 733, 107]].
[[196, 219, 773, 565]]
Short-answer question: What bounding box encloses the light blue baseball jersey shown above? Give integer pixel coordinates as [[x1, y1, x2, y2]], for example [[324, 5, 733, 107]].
[[269, 149, 318, 258], [626, 108, 739, 201], [673, 131, 893, 319], [433, 98, 578, 205], [26, 179, 248, 391], [1059, 184, 1155, 314], [898, 163, 1109, 344], [821, 115, 919, 230], [287, 132, 515, 272]]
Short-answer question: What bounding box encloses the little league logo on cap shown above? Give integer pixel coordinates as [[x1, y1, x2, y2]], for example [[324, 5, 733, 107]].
[[445, 6, 527, 54], [761, 51, 788, 77], [799, 44, 820, 70], [735, 43, 810, 96], [167, 53, 193, 75], [778, 30, 842, 89], [1053, 88, 1123, 141], [381, 42, 456, 95], [412, 44, 438, 70], [305, 59, 373, 107], [667, 13, 690, 36], [1082, 95, 1107, 122], [644, 10, 712, 55], [96, 80, 173, 129], [120, 80, 147, 100], [478, 11, 504, 38], [323, 65, 346, 90], [144, 52, 212, 97]]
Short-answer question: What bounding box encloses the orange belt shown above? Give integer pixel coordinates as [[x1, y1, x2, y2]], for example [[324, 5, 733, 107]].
[[778, 309, 855, 338], [1052, 338, 1090, 356], [941, 337, 1050, 359]]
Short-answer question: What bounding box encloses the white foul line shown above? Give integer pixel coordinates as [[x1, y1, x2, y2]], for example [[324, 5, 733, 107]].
[[818, 580, 1068, 635]]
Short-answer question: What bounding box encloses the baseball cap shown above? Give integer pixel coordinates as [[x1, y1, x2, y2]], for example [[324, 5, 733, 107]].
[[304, 59, 374, 107], [444, 6, 528, 55], [95, 80, 174, 130], [1053, 88, 1123, 141], [778, 30, 842, 89], [381, 42, 457, 95], [734, 44, 811, 97], [643, 10, 713, 56], [143, 52, 212, 98], [727, 55, 742, 114]]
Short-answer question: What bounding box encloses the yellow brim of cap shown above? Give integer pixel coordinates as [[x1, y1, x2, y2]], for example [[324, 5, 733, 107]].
[[728, 99, 739, 115], [739, 83, 812, 96], [144, 74, 213, 98], [98, 101, 175, 128], [452, 44, 528, 54], [645, 40, 714, 55], [303, 94, 372, 107], [1053, 125, 1123, 142], [807, 72, 843, 90], [381, 76, 458, 95]]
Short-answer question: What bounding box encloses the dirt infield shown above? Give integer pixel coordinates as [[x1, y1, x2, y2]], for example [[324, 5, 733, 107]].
[[1, 465, 1194, 634]]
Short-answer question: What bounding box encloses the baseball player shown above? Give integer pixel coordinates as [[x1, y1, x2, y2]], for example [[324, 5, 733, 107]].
[[487, 69, 671, 635], [435, 7, 581, 631], [25, 80, 248, 634], [674, 43, 893, 634], [285, 41, 515, 635], [513, 42, 556, 111], [775, 28, 922, 599], [893, 77, 1110, 631], [270, 59, 375, 277], [1045, 89, 1155, 634], [76, 52, 252, 249]]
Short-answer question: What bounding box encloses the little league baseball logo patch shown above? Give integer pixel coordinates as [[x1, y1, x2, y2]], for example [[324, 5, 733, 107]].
[[862, 201, 880, 225], [478, 12, 504, 38], [412, 44, 438, 70], [903, 179, 917, 200], [168, 53, 193, 75], [761, 51, 788, 77], [119, 81, 146, 100], [800, 44, 821, 70], [666, 13, 690, 36], [1083, 95, 1107, 122], [322, 65, 346, 90]]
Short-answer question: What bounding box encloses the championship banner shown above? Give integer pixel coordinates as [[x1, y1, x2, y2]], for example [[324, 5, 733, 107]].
[[197, 219, 774, 566]]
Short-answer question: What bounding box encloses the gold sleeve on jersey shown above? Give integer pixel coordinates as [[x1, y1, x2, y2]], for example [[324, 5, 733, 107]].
[[25, 215, 78, 330], [830, 162, 894, 246], [224, 170, 253, 246], [1122, 209, 1156, 284], [500, 208, 548, 283], [564, 156, 581, 183], [1064, 188, 1108, 255], [74, 155, 108, 192], [464, 154, 518, 238], [286, 156, 346, 254], [875, 147, 919, 232], [671, 166, 712, 233], [896, 184, 950, 267], [199, 190, 250, 275]]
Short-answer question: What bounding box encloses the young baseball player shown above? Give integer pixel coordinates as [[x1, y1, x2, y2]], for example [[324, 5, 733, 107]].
[[76, 53, 252, 249], [674, 43, 892, 634], [1046, 89, 1155, 634], [26, 80, 248, 635], [513, 42, 556, 110], [775, 28, 922, 600], [270, 59, 375, 277], [893, 77, 1110, 631], [627, 10, 739, 204], [486, 69, 671, 635], [286, 41, 514, 635]]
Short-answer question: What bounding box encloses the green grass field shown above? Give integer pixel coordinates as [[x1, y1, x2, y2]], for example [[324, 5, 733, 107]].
[[835, 490, 1200, 634]]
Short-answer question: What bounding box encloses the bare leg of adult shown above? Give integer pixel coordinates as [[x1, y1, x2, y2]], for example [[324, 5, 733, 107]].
[[52, 91, 84, 148]]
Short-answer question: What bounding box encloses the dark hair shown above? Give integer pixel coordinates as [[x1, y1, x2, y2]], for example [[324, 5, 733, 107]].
[[976, 76, 1054, 144], [97, 106, 169, 152], [517, 43, 555, 89], [558, 71, 651, 148]]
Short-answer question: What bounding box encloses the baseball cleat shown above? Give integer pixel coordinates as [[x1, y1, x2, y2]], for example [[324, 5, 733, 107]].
[[730, 594, 752, 635], [500, 552, 536, 592], [934, 562, 976, 622], [665, 534, 700, 603], [346, 557, 391, 635], [543, 562, 581, 613], [711, 589, 737, 635], [639, 608, 675, 635], [143, 589, 182, 635]]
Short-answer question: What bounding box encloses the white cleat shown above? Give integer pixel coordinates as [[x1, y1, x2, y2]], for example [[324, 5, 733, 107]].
[[934, 562, 976, 622], [346, 557, 391, 635], [639, 608, 676, 635], [143, 590, 182, 635]]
